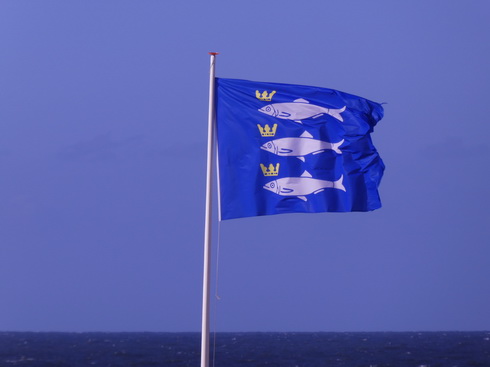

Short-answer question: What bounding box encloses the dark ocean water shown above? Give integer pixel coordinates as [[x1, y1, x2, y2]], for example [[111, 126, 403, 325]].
[[1, 332, 489, 367]]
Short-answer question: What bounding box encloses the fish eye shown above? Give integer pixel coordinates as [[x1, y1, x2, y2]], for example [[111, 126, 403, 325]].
[[266, 106, 271, 111], [270, 182, 275, 188], [267, 143, 272, 148]]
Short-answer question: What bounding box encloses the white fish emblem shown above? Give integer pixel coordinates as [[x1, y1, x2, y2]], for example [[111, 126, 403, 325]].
[[263, 171, 346, 202], [260, 131, 344, 162], [258, 98, 346, 123]]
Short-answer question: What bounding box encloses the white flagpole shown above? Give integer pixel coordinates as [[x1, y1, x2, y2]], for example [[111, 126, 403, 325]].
[[201, 52, 218, 367]]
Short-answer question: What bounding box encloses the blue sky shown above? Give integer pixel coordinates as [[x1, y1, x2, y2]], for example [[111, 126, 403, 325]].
[[1, 1, 489, 332]]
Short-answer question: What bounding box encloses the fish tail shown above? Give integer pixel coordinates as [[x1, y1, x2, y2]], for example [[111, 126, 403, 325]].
[[329, 106, 346, 122], [334, 175, 346, 192], [332, 139, 345, 154]]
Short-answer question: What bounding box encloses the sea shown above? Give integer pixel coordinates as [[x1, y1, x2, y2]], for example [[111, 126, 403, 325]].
[[1, 332, 489, 367]]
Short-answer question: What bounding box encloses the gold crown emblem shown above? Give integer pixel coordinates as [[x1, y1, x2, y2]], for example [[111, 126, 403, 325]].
[[255, 90, 276, 101], [260, 163, 280, 176], [257, 123, 278, 137]]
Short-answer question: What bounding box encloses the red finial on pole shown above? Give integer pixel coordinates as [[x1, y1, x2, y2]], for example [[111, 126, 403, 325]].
[[208, 52, 219, 55]]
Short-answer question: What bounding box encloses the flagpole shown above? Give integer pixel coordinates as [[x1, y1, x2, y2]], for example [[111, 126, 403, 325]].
[[201, 52, 218, 367]]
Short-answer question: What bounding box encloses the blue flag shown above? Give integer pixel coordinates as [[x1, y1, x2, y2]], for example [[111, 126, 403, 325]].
[[216, 78, 384, 220]]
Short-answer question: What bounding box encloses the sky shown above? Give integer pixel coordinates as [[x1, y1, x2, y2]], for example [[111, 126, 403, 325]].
[[1, 1, 489, 333]]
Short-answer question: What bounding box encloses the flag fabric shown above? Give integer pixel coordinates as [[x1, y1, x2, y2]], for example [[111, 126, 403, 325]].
[[216, 78, 385, 220]]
